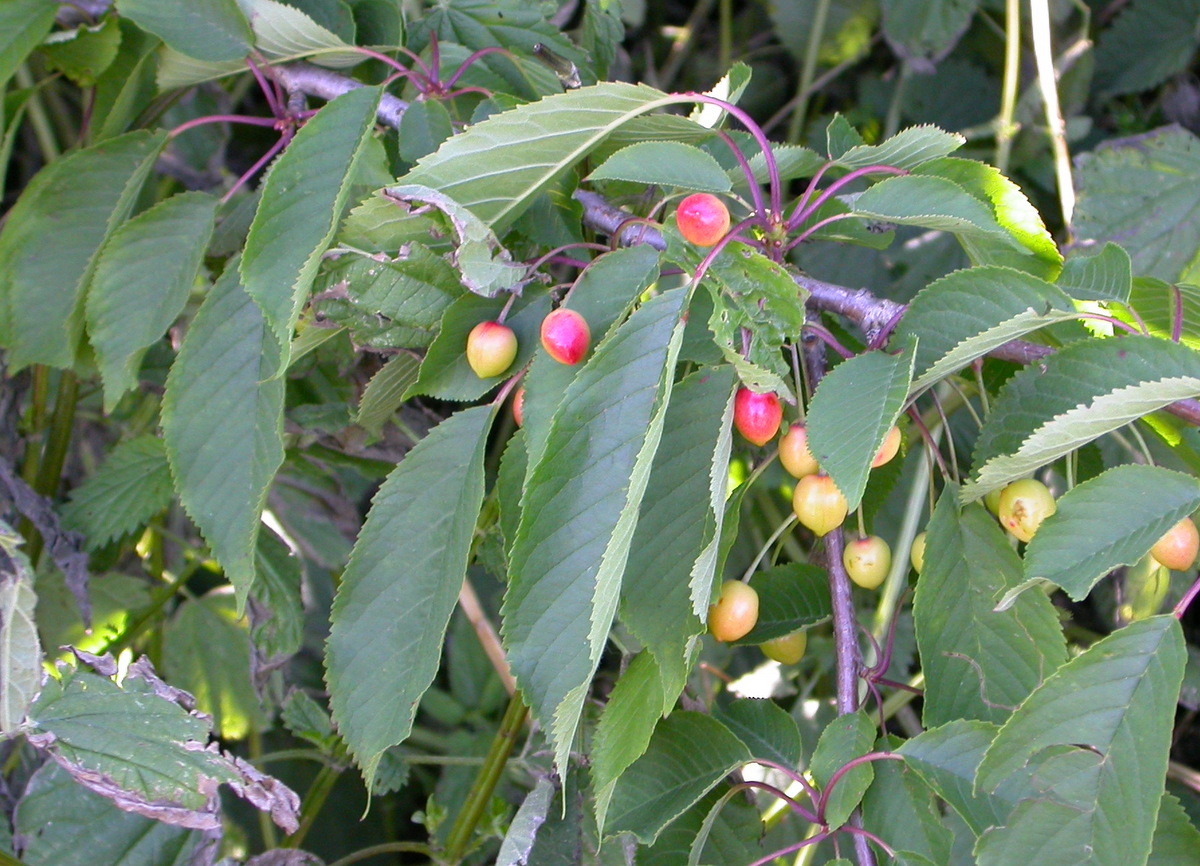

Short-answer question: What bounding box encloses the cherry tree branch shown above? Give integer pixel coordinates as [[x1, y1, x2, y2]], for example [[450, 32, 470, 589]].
[[573, 189, 1200, 427], [275, 62, 408, 127]]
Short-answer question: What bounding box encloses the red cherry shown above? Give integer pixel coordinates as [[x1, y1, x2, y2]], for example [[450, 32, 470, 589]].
[[676, 193, 731, 247], [733, 387, 783, 447], [540, 308, 591, 365]]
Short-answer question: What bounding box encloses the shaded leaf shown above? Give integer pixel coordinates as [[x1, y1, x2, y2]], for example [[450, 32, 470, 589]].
[[161, 260, 285, 607], [60, 436, 173, 550], [717, 698, 802, 769], [1148, 791, 1200, 865], [503, 288, 689, 774], [590, 142, 732, 192], [591, 651, 665, 829], [497, 776, 556, 866], [812, 711, 876, 829], [806, 345, 915, 511], [355, 354, 420, 438], [241, 85, 381, 361], [15, 762, 198, 866], [914, 491, 1066, 727], [40, 18, 122, 87], [249, 526, 304, 665], [1057, 242, 1133, 303], [1072, 126, 1200, 284], [965, 336, 1200, 500], [0, 131, 165, 369], [735, 563, 832, 644], [604, 711, 750, 844], [0, 0, 56, 90], [881, 0, 979, 64], [326, 406, 491, 788], [0, 522, 40, 735], [862, 739, 954, 866], [1094, 0, 1200, 98], [87, 191, 218, 410]]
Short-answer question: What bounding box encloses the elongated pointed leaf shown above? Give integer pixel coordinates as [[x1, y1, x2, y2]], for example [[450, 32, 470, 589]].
[[1148, 791, 1200, 865], [896, 266, 1076, 393], [975, 616, 1186, 866], [402, 82, 681, 230], [355, 354, 420, 438], [716, 698, 803, 769], [60, 436, 173, 550], [604, 711, 750, 843], [503, 288, 689, 774], [162, 261, 285, 607], [241, 86, 381, 363], [591, 651, 666, 829], [806, 345, 915, 511], [88, 191, 219, 409], [0, 0, 56, 91], [0, 523, 40, 735], [115, 0, 252, 61], [326, 405, 491, 788], [850, 174, 1022, 246], [965, 336, 1200, 500], [834, 124, 964, 171], [621, 367, 736, 691], [1020, 465, 1200, 601], [1057, 242, 1132, 302], [589, 142, 732, 192], [16, 762, 199, 866], [0, 131, 165, 369], [862, 738, 954, 866], [812, 711, 877, 829], [914, 491, 1066, 727]]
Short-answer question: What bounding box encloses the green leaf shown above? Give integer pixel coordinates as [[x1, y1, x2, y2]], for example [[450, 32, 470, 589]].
[[1057, 242, 1133, 303], [736, 563, 832, 644], [0, 522, 40, 736], [240, 85, 381, 362], [1072, 126, 1200, 284], [812, 711, 876, 829], [16, 763, 198, 866], [26, 661, 299, 831], [497, 776, 556, 866], [589, 142, 732, 192], [401, 81, 681, 230], [805, 345, 915, 511], [743, 144, 826, 186], [355, 354, 420, 438], [87, 191, 218, 410], [1124, 278, 1200, 351], [162, 592, 267, 739], [326, 405, 491, 788], [862, 739, 954, 866], [497, 428, 528, 555], [1094, 0, 1200, 98], [965, 336, 1200, 500], [772, 1, 878, 68], [604, 711, 751, 844], [914, 491, 1067, 726], [0, 0, 56, 90], [835, 124, 964, 171], [40, 18, 122, 87], [894, 265, 1077, 394], [621, 367, 736, 691], [850, 174, 1022, 246], [591, 651, 666, 829], [397, 98, 454, 164], [503, 288, 689, 774], [60, 436, 174, 550], [880, 0, 979, 62], [91, 21, 161, 143], [716, 698, 802, 769], [161, 260, 285, 607], [250, 525, 304, 664], [975, 616, 1186, 866], [115, 0, 252, 61], [1148, 791, 1200, 865], [1019, 465, 1200, 601], [0, 130, 165, 369], [914, 157, 1061, 278]]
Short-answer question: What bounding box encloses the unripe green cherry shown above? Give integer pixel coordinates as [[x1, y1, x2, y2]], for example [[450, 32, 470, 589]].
[[779, 424, 820, 478], [465, 320, 518, 378], [707, 580, 760, 642], [997, 478, 1056, 543], [1150, 517, 1199, 571], [910, 531, 927, 574], [843, 535, 891, 589], [676, 193, 731, 247], [792, 474, 848, 537], [761, 630, 807, 664]]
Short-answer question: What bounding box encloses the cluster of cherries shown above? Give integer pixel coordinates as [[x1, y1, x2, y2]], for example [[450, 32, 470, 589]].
[[461, 191, 1200, 667]]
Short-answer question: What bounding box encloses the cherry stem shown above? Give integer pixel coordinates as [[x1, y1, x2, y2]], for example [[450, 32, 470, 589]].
[[801, 323, 855, 359], [247, 55, 284, 118], [352, 44, 430, 82], [221, 130, 291, 204], [817, 753, 903, 822], [1173, 575, 1200, 619], [785, 212, 866, 253], [741, 513, 799, 582], [168, 114, 285, 138], [786, 165, 908, 233], [736, 780, 819, 823], [684, 92, 783, 218], [525, 242, 610, 275], [751, 758, 822, 807], [712, 127, 767, 218], [1075, 311, 1143, 336], [442, 46, 514, 91], [496, 292, 517, 325], [748, 832, 828, 866]]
